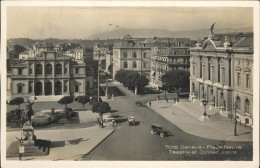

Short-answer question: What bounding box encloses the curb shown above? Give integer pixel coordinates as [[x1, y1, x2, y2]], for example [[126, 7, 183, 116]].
[[77, 129, 115, 160], [145, 101, 252, 142]]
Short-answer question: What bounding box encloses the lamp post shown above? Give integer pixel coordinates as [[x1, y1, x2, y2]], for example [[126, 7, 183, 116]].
[[234, 102, 238, 136]]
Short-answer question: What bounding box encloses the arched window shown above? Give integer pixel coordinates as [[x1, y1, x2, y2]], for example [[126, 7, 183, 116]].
[[236, 96, 241, 110], [36, 64, 42, 75], [17, 83, 23, 93], [46, 64, 52, 75], [55, 64, 62, 74], [133, 61, 137, 68], [123, 52, 127, 58], [133, 52, 137, 58], [124, 61, 128, 68], [245, 99, 250, 114]]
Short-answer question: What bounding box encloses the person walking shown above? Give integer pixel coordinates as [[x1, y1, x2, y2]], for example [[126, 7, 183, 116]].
[[149, 102, 151, 106], [171, 110, 174, 115]]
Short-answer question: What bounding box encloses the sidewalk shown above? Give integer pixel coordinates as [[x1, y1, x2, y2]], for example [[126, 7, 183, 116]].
[[147, 99, 252, 142], [6, 110, 115, 161]]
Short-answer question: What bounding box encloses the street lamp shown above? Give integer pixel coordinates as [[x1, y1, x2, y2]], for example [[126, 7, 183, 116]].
[[234, 102, 238, 136], [105, 73, 109, 99]]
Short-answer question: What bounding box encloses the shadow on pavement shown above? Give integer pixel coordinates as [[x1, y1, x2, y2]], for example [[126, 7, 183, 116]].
[[51, 141, 65, 148]]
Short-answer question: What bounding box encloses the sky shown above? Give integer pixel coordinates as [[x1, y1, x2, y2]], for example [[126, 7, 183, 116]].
[[6, 7, 253, 39]]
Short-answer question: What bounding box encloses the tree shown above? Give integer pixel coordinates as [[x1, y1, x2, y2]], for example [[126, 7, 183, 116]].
[[115, 70, 149, 94], [9, 97, 24, 109], [58, 96, 74, 108], [8, 44, 26, 59], [108, 63, 113, 76], [161, 70, 190, 95], [92, 102, 111, 116], [75, 95, 90, 110], [89, 96, 102, 105]]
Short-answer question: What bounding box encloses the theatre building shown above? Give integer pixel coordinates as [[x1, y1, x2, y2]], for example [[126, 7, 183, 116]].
[[10, 51, 94, 99], [189, 32, 253, 127]]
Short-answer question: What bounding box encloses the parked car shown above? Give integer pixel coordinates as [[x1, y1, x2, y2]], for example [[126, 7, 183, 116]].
[[128, 116, 135, 126], [103, 113, 114, 122], [150, 123, 169, 137]]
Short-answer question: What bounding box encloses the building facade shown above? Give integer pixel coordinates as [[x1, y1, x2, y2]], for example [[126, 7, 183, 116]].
[[150, 39, 194, 88], [10, 51, 94, 99], [189, 33, 253, 126], [113, 34, 153, 80]]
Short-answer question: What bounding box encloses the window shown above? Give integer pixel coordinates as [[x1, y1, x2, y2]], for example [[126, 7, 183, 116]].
[[64, 65, 68, 74], [133, 61, 137, 68], [46, 64, 52, 75], [123, 52, 127, 58], [143, 63, 147, 68], [236, 96, 241, 110], [55, 64, 62, 74], [29, 81, 33, 93], [237, 72, 241, 86], [29, 68, 33, 74], [210, 66, 214, 81], [18, 68, 22, 75], [75, 68, 79, 74], [64, 80, 68, 92], [124, 61, 128, 68], [36, 64, 43, 75], [193, 64, 195, 76], [75, 85, 79, 92], [246, 74, 250, 88], [143, 52, 147, 58], [221, 67, 225, 84], [245, 99, 250, 114], [133, 52, 137, 58], [17, 83, 23, 93]]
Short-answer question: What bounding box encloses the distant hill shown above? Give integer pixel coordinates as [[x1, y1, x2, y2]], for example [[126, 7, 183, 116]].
[[88, 27, 253, 40], [7, 27, 253, 47]]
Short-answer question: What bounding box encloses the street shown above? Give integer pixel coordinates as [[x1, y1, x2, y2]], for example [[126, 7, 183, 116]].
[[82, 84, 252, 160]]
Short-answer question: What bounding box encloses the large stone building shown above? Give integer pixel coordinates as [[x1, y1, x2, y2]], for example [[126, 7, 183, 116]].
[[10, 51, 94, 99], [113, 34, 153, 80], [189, 32, 253, 126], [150, 38, 195, 88]]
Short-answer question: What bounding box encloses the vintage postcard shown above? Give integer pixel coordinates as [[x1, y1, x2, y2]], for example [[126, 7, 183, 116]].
[[1, 1, 259, 168]]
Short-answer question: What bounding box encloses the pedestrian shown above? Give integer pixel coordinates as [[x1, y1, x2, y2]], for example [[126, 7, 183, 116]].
[[171, 110, 174, 115], [166, 98, 168, 103], [149, 102, 151, 106], [157, 95, 159, 101], [19, 144, 24, 161], [100, 120, 104, 128]]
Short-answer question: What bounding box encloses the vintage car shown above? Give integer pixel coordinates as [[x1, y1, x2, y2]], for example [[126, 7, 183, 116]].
[[128, 116, 135, 126], [102, 113, 114, 122], [150, 123, 169, 137]]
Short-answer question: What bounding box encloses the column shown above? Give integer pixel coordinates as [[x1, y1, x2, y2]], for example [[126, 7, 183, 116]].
[[52, 80, 55, 95], [52, 62, 55, 77], [61, 80, 64, 94], [42, 80, 45, 95], [62, 62, 65, 75]]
